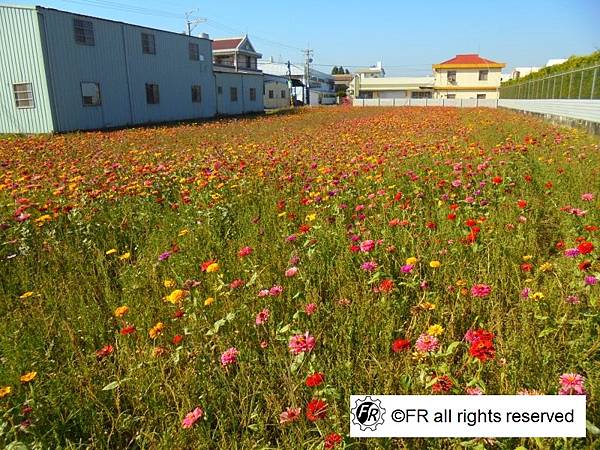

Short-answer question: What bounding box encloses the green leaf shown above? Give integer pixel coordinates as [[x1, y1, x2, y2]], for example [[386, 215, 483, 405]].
[[538, 328, 557, 338], [445, 341, 461, 355], [587, 420, 600, 435]]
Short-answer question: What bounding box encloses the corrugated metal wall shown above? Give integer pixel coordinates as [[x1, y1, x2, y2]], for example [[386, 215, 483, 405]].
[[0, 6, 55, 133], [497, 99, 600, 123], [215, 72, 264, 115], [39, 7, 217, 131]]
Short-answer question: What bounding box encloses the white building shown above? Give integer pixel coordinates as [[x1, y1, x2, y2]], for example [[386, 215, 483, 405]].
[[258, 59, 335, 105], [264, 74, 290, 109]]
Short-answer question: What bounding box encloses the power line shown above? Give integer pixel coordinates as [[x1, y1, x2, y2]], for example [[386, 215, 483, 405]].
[[56, 0, 182, 19]]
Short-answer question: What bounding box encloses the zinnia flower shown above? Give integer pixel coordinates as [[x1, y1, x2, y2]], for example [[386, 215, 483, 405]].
[[414, 333, 439, 352], [470, 284, 491, 298], [391, 338, 411, 353], [220, 347, 239, 367], [559, 373, 586, 395], [305, 372, 325, 387], [255, 308, 270, 325], [360, 261, 378, 271], [181, 407, 203, 429], [285, 266, 299, 277], [306, 398, 328, 421], [288, 332, 316, 355], [279, 407, 301, 424], [324, 433, 343, 449], [114, 305, 129, 317]]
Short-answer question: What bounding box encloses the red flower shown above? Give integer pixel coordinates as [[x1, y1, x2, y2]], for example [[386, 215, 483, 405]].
[[447, 213, 456, 221], [517, 199, 527, 209], [431, 375, 453, 393], [524, 175, 533, 183], [391, 338, 411, 353], [306, 372, 325, 387], [172, 335, 183, 345], [465, 218, 477, 228], [520, 263, 533, 272], [378, 279, 395, 293], [298, 224, 311, 234], [469, 339, 496, 362], [174, 309, 185, 319], [324, 433, 343, 449], [492, 176, 503, 184], [577, 241, 594, 255], [120, 324, 136, 335], [579, 260, 591, 271], [200, 259, 216, 272], [426, 221, 437, 230], [306, 399, 328, 421], [545, 181, 553, 189], [95, 344, 114, 359], [555, 240, 565, 250]]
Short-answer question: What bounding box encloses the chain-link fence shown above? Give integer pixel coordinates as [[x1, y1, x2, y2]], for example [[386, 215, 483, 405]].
[[499, 65, 600, 99]]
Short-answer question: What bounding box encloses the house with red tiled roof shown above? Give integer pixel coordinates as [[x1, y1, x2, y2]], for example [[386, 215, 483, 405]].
[[432, 54, 505, 99], [212, 35, 262, 71]]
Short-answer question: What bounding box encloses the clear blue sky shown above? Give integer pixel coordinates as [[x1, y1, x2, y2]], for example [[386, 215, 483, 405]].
[[31, 0, 600, 76]]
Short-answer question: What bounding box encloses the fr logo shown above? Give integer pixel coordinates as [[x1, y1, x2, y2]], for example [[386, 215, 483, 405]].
[[351, 396, 386, 431]]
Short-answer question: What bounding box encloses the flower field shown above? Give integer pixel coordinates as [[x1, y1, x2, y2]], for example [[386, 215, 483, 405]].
[[0, 106, 599, 449]]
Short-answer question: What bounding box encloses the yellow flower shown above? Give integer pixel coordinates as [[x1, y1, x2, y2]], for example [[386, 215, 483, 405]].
[[163, 279, 176, 288], [277, 211, 287, 218], [149, 322, 164, 339], [119, 252, 131, 261], [19, 291, 34, 299], [204, 297, 215, 306], [178, 229, 189, 237], [206, 262, 219, 273], [306, 213, 316, 222], [164, 289, 188, 305], [105, 249, 117, 255], [406, 257, 418, 265], [34, 214, 52, 226], [20, 371, 37, 383], [531, 292, 545, 301], [114, 305, 129, 318], [429, 260, 441, 268], [522, 255, 533, 261], [455, 279, 467, 287], [539, 262, 553, 272], [427, 324, 444, 336], [0, 386, 11, 398]]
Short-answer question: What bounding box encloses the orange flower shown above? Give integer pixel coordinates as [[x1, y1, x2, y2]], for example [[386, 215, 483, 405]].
[[20, 371, 37, 383]]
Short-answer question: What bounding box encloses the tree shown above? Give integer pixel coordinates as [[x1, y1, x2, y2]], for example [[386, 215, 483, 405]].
[[338, 66, 345, 74], [345, 68, 350, 74], [331, 66, 339, 75]]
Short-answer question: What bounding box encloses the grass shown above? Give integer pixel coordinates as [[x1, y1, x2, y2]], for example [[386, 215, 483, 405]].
[[0, 106, 599, 449]]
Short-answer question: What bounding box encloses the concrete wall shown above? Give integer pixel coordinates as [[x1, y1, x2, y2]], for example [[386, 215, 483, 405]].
[[38, 7, 215, 131], [353, 98, 498, 108], [0, 6, 55, 133], [215, 72, 263, 115], [498, 99, 600, 123]]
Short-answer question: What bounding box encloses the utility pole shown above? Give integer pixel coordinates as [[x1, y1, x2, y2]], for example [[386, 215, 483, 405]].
[[287, 60, 294, 108], [303, 48, 313, 106], [184, 10, 206, 36]]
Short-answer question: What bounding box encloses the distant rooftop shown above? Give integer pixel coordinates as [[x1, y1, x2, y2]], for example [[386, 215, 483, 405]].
[[433, 54, 505, 68], [212, 37, 244, 51]]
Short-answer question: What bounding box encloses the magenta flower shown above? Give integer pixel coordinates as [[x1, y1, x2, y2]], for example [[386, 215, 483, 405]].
[[565, 295, 580, 304], [466, 387, 483, 395], [238, 246, 253, 257], [288, 332, 316, 355], [581, 193, 594, 201], [359, 240, 375, 253], [220, 347, 239, 367], [414, 333, 439, 353], [471, 284, 491, 298], [182, 407, 203, 429], [584, 275, 598, 286], [255, 308, 270, 325], [520, 287, 531, 299], [360, 261, 378, 272], [269, 285, 283, 296], [400, 264, 414, 273], [158, 251, 172, 261], [304, 303, 317, 315], [564, 248, 580, 257]]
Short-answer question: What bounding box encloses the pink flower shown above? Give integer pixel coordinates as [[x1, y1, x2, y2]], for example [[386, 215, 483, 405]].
[[360, 261, 378, 272], [400, 264, 414, 273], [559, 373, 586, 395], [414, 333, 439, 352], [304, 303, 317, 315], [258, 289, 270, 297], [269, 285, 283, 296], [181, 407, 203, 429], [581, 193, 594, 201], [466, 387, 483, 395], [255, 308, 270, 325], [584, 275, 598, 286], [359, 240, 375, 253], [471, 284, 491, 298], [220, 347, 239, 367], [279, 407, 301, 424], [565, 295, 580, 304], [238, 246, 253, 257], [285, 267, 299, 277], [520, 287, 531, 299], [288, 332, 316, 355], [564, 248, 580, 257]]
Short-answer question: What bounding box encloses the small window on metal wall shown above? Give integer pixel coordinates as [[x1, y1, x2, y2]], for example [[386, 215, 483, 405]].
[[230, 87, 238, 102], [74, 19, 95, 46], [146, 83, 160, 104], [191, 85, 202, 103], [141, 33, 156, 54], [81, 82, 101, 106], [249, 88, 256, 101], [13, 83, 35, 109]]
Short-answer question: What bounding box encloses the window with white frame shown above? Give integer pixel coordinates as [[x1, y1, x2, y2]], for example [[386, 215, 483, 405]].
[[74, 19, 95, 46], [479, 70, 488, 81], [81, 82, 101, 106], [13, 83, 35, 109], [447, 71, 456, 83], [191, 85, 202, 103], [477, 94, 486, 99], [141, 33, 156, 54], [146, 83, 160, 104], [189, 42, 199, 61]]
